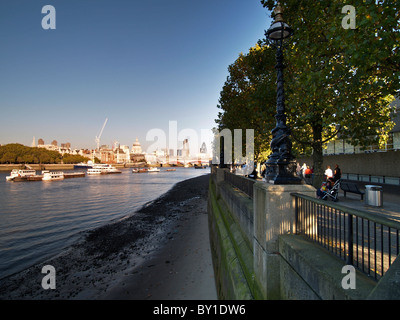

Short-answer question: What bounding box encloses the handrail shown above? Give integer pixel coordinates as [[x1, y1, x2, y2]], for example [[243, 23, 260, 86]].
[[291, 193, 400, 230], [291, 192, 400, 280], [342, 173, 400, 186]]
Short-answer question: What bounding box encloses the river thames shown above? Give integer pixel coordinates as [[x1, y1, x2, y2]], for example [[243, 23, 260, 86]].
[[0, 167, 209, 280]]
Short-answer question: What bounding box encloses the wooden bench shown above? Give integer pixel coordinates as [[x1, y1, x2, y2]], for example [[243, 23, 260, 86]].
[[340, 181, 365, 200]]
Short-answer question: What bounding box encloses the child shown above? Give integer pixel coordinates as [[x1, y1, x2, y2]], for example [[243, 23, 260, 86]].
[[317, 181, 332, 199]]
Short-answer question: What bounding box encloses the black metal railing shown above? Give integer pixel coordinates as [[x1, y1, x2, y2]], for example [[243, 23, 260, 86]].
[[292, 193, 400, 281], [224, 170, 256, 198], [342, 173, 400, 186], [211, 168, 256, 198]]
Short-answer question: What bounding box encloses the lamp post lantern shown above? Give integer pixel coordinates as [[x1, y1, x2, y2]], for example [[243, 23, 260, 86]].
[[264, 2, 301, 185]]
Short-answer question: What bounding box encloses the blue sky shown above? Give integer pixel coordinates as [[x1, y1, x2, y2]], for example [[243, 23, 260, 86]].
[[0, 0, 271, 151]]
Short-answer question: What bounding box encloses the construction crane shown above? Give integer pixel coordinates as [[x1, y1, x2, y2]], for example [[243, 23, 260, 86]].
[[95, 118, 108, 151]]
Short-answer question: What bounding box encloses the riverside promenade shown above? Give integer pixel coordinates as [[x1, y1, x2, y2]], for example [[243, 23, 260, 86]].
[[209, 168, 400, 300], [0, 174, 217, 300], [336, 180, 400, 221]]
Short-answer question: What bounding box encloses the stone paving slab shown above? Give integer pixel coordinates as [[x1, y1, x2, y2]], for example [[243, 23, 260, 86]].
[[335, 180, 400, 222]]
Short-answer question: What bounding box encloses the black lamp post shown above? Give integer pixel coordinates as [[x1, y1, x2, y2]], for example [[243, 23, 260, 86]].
[[264, 2, 301, 185]]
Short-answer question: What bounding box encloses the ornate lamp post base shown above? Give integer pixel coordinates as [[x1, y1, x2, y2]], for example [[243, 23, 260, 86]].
[[266, 161, 301, 185]]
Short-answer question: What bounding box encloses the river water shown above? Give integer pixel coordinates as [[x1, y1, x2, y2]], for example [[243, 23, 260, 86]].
[[0, 167, 209, 280]]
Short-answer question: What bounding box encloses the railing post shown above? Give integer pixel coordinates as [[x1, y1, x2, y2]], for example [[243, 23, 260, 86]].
[[347, 213, 354, 265], [294, 195, 299, 234]]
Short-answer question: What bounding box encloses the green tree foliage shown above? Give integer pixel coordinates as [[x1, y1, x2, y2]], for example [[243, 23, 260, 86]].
[[217, 0, 399, 187], [0, 144, 94, 164], [261, 0, 399, 186], [61, 154, 90, 164], [216, 44, 278, 162], [0, 144, 62, 164]]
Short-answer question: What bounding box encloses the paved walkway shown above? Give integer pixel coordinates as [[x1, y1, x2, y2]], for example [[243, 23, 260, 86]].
[[334, 180, 400, 223]]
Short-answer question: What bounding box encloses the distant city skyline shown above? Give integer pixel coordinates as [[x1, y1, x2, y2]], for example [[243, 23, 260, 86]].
[[28, 132, 210, 155], [0, 1, 272, 151]]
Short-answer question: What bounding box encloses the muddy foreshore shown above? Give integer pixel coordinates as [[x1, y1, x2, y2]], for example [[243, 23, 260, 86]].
[[0, 174, 216, 300]]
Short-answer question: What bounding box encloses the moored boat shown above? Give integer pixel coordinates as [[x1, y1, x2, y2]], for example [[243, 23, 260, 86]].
[[88, 163, 121, 175], [73, 161, 93, 169], [132, 168, 148, 173], [101, 165, 122, 174], [87, 168, 103, 175], [147, 167, 160, 172], [42, 170, 64, 181], [64, 172, 86, 179], [6, 169, 37, 181]]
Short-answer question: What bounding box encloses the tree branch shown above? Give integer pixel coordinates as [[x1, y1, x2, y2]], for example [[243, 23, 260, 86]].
[[321, 125, 342, 144]]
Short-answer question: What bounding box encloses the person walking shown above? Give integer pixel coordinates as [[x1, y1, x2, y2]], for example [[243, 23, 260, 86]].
[[324, 165, 333, 181], [304, 166, 312, 179], [303, 166, 312, 184], [333, 164, 341, 182]]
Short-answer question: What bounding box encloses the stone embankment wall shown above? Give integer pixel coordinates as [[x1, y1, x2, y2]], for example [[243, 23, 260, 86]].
[[0, 164, 75, 171], [208, 171, 261, 299], [207, 168, 400, 300]]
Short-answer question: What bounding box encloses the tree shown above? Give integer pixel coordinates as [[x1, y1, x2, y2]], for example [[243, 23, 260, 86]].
[[216, 44, 277, 163], [62, 154, 90, 164], [216, 1, 399, 186], [1, 152, 15, 164], [0, 144, 62, 164], [259, 0, 399, 187]]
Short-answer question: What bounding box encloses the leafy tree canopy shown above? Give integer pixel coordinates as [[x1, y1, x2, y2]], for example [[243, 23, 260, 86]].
[[261, 0, 399, 186], [216, 44, 277, 161], [216, 0, 399, 186], [0, 144, 88, 164]]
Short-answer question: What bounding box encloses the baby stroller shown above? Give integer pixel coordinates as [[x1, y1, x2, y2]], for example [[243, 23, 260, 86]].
[[321, 179, 341, 202]]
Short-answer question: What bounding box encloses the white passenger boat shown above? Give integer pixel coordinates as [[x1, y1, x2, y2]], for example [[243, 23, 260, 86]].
[[87, 164, 121, 175], [87, 168, 103, 175], [42, 170, 64, 181], [101, 165, 122, 174], [147, 167, 160, 172], [6, 169, 37, 181]]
